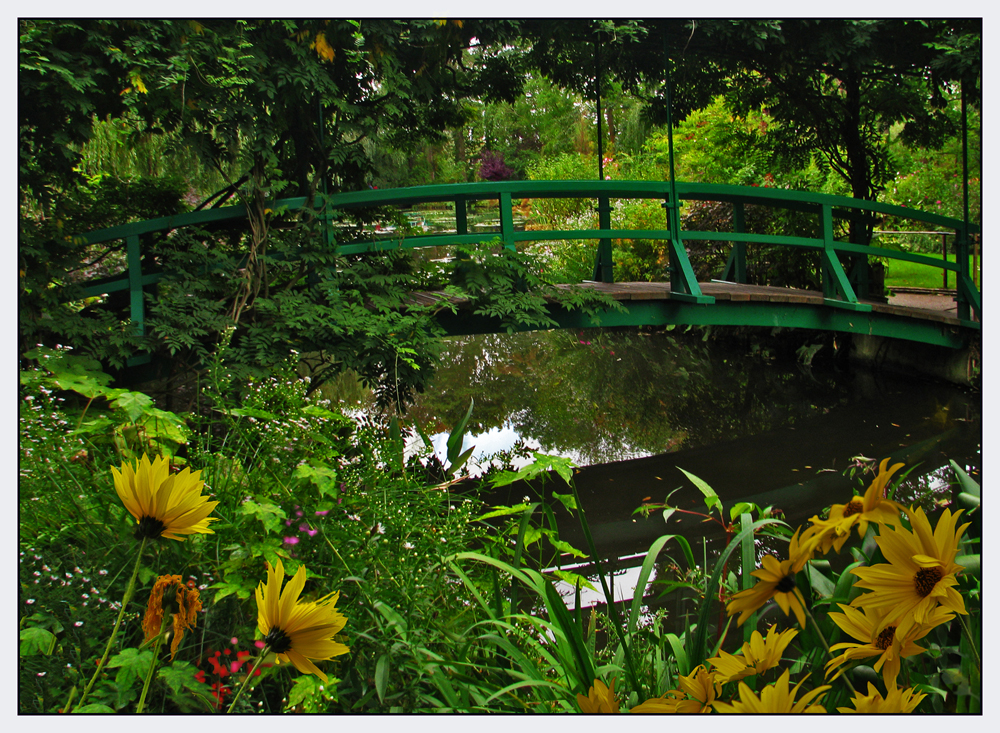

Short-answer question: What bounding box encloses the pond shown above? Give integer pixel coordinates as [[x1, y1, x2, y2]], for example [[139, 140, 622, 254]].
[[332, 326, 982, 610], [414, 328, 981, 604]]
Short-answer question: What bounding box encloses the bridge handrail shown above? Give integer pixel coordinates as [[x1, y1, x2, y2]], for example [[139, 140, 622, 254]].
[[72, 180, 979, 246], [67, 180, 981, 346]]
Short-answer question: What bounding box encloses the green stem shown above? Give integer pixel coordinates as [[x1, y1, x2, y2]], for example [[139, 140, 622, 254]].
[[226, 645, 270, 713], [956, 612, 981, 673], [802, 602, 856, 695], [136, 614, 169, 713], [75, 537, 147, 711]]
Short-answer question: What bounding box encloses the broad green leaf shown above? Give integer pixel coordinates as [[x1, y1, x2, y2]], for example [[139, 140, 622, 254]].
[[550, 491, 577, 512], [107, 647, 153, 691], [546, 537, 587, 558], [549, 569, 596, 592], [19, 627, 57, 656], [240, 498, 286, 533], [109, 389, 153, 423]]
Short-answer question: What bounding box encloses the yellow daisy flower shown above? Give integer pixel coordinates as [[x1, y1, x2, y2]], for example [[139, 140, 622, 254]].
[[850, 506, 970, 626], [142, 574, 202, 660], [255, 559, 349, 683], [803, 458, 905, 554], [837, 682, 927, 713], [708, 626, 798, 684], [630, 666, 719, 713], [630, 690, 686, 713], [112, 454, 218, 541], [713, 669, 829, 713], [726, 529, 815, 628], [577, 678, 619, 713], [825, 602, 952, 688]]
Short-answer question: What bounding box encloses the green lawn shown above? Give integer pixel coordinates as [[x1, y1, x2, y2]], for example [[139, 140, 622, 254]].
[[883, 255, 981, 290]]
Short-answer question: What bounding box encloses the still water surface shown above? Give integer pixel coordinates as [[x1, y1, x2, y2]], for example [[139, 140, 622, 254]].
[[343, 327, 982, 608], [415, 328, 980, 606]]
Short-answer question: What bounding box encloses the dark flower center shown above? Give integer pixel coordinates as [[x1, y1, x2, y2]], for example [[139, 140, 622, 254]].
[[135, 515, 166, 540], [914, 566, 944, 597], [875, 626, 896, 650], [841, 499, 864, 518], [775, 574, 797, 593], [265, 626, 292, 654]]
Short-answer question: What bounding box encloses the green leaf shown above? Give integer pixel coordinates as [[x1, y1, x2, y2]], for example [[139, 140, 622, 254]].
[[550, 491, 577, 512], [677, 467, 722, 516], [375, 654, 390, 705], [108, 389, 154, 423], [19, 627, 57, 656], [240, 498, 287, 533], [474, 502, 533, 521], [546, 537, 587, 558], [806, 562, 836, 598], [73, 704, 116, 713], [949, 460, 980, 498], [107, 647, 154, 691], [549, 569, 596, 592]]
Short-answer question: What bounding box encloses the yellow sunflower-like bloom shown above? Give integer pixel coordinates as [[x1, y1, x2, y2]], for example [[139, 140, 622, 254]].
[[577, 678, 619, 713], [713, 669, 829, 713], [142, 574, 202, 661], [803, 458, 905, 554], [837, 682, 927, 713], [255, 559, 349, 683], [825, 602, 952, 688], [112, 454, 218, 541], [630, 666, 720, 713], [850, 506, 969, 627], [708, 626, 798, 684], [726, 529, 815, 628]]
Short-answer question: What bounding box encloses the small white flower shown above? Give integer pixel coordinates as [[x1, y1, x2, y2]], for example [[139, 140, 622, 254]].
[[74, 621, 84, 627], [26, 599, 35, 605]]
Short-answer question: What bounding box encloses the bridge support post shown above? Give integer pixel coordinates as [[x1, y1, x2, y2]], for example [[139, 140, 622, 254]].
[[499, 192, 516, 252], [126, 234, 151, 366], [820, 205, 871, 313], [721, 202, 748, 283], [592, 196, 614, 283]]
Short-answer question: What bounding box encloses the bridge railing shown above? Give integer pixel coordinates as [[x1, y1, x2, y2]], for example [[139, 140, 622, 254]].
[[70, 180, 981, 348]]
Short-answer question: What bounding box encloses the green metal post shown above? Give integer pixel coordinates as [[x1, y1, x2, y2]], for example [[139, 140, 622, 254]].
[[499, 192, 516, 251], [957, 80, 971, 321], [592, 196, 614, 283], [722, 202, 748, 283], [820, 205, 870, 312], [661, 36, 711, 303]]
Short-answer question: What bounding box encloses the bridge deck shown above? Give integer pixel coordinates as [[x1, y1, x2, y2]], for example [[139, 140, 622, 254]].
[[409, 281, 970, 328]]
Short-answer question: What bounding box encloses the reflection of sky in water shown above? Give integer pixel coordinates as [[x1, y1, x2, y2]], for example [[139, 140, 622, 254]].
[[406, 423, 541, 476], [408, 423, 652, 477]]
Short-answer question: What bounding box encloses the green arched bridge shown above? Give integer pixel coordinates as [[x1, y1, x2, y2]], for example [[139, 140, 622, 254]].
[[71, 180, 981, 357]]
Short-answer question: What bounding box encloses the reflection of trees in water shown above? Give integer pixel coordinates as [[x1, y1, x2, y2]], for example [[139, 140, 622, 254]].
[[408, 328, 853, 465]]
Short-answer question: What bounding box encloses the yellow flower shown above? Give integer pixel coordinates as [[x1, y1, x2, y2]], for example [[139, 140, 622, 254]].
[[255, 559, 349, 683], [803, 458, 905, 554], [850, 506, 969, 626], [825, 602, 953, 688], [577, 678, 619, 713], [142, 575, 202, 661], [837, 682, 927, 713], [630, 690, 686, 713], [713, 669, 829, 713], [630, 666, 719, 713], [112, 454, 218, 541], [708, 626, 798, 684], [726, 529, 815, 627]]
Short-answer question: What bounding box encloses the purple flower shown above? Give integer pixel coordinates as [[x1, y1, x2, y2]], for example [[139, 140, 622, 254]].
[[283, 536, 300, 546]]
